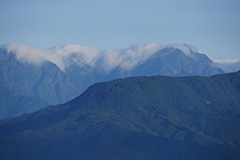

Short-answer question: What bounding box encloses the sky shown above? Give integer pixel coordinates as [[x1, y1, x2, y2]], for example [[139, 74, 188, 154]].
[[0, 0, 240, 59]]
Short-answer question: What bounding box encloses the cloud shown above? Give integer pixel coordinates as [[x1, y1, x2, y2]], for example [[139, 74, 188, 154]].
[[163, 44, 202, 56], [3, 42, 204, 73], [211, 58, 240, 64], [49, 44, 100, 69], [96, 49, 122, 72], [118, 42, 163, 70], [212, 58, 240, 72], [4, 43, 100, 71], [5, 43, 48, 65], [4, 42, 164, 72], [94, 42, 163, 72]]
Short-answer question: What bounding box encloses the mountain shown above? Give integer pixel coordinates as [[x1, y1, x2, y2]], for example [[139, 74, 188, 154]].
[[0, 48, 81, 119], [0, 86, 49, 119], [0, 48, 80, 104], [0, 43, 224, 119], [0, 71, 240, 160], [131, 46, 222, 76]]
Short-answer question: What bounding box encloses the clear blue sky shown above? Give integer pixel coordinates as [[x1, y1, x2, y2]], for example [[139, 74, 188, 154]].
[[1, 0, 240, 59]]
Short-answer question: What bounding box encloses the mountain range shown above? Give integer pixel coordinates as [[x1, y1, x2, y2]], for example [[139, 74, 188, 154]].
[[0, 42, 239, 119], [0, 70, 240, 160]]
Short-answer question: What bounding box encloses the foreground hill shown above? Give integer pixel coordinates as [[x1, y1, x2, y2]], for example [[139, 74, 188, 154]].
[[0, 71, 240, 160], [0, 43, 224, 119]]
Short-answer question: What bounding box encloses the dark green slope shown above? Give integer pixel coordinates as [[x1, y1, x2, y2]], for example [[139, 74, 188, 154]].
[[0, 71, 240, 160]]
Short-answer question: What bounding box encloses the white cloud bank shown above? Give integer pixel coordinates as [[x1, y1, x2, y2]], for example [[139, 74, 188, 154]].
[[211, 58, 240, 64], [2, 42, 206, 72], [4, 43, 99, 71], [211, 58, 240, 73]]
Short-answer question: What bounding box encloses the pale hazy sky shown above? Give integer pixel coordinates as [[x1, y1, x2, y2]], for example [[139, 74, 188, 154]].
[[0, 0, 240, 59]]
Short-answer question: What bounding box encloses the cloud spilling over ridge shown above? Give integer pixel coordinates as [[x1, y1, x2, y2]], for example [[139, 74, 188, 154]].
[[5, 43, 100, 71], [211, 58, 240, 72], [2, 42, 204, 72], [212, 58, 240, 64], [168, 44, 201, 56], [5, 43, 50, 65], [50, 44, 99, 69], [97, 42, 164, 71]]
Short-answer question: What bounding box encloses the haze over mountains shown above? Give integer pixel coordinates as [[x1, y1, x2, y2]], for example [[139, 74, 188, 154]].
[[0, 42, 239, 119], [0, 71, 240, 160]]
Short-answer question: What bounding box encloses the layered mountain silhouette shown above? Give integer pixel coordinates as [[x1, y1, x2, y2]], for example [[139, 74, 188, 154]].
[[0, 71, 240, 160], [0, 43, 228, 119]]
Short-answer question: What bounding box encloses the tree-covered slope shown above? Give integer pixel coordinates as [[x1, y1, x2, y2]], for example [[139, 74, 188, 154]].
[[0, 71, 240, 160]]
